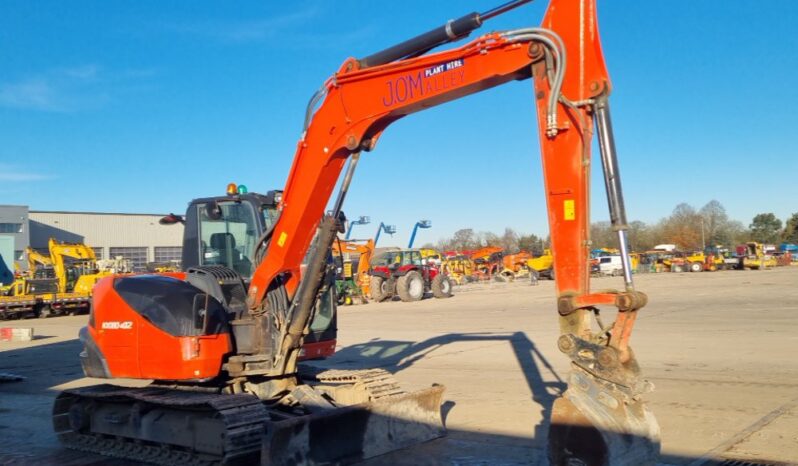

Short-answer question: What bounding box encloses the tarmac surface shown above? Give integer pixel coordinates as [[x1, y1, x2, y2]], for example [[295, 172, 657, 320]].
[[1, 266, 797, 465]]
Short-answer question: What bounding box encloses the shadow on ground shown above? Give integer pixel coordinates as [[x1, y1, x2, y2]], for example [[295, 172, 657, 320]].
[[0, 337, 788, 465], [311, 331, 566, 446], [0, 339, 84, 394]]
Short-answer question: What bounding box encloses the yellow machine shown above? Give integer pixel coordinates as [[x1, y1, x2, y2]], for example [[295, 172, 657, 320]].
[[527, 248, 555, 278], [683, 251, 707, 272], [441, 254, 475, 285], [419, 248, 442, 265], [1, 279, 25, 297], [332, 238, 376, 304], [46, 238, 114, 294], [742, 242, 777, 269], [0, 239, 122, 318], [0, 248, 53, 297], [628, 252, 641, 271], [26, 247, 53, 273]]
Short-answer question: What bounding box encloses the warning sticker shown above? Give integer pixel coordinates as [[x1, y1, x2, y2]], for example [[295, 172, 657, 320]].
[[277, 232, 288, 247], [564, 200, 575, 221]]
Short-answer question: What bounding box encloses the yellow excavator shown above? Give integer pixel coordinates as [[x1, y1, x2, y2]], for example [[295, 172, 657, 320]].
[[742, 242, 777, 269], [1, 239, 122, 319], [46, 238, 114, 294], [0, 248, 51, 297], [26, 247, 53, 273], [0, 238, 122, 318]]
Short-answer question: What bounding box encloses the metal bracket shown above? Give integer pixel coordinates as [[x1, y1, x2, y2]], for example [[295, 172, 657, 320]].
[[557, 333, 653, 396]]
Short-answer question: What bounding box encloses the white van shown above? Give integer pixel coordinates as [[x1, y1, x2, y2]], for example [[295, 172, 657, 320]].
[[653, 244, 677, 252], [597, 255, 624, 276]]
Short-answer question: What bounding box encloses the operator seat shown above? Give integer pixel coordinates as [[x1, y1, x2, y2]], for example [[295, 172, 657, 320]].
[[209, 233, 252, 276]]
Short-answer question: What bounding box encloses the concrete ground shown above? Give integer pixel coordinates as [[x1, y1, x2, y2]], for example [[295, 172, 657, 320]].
[[1, 267, 797, 465]]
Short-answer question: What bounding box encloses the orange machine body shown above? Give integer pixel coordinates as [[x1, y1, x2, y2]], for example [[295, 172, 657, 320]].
[[503, 251, 533, 272], [87, 275, 231, 381]]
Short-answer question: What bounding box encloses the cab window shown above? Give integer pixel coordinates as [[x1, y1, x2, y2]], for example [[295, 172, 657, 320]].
[[261, 205, 279, 232], [198, 202, 257, 276], [310, 286, 334, 332]]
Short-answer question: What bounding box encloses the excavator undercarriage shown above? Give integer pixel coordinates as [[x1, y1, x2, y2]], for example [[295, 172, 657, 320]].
[[54, 370, 444, 465]]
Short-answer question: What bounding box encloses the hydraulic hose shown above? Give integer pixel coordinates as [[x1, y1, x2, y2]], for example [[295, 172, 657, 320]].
[[502, 28, 566, 136]]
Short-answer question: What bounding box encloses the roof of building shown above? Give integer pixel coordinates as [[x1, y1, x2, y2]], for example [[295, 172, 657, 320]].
[[30, 210, 168, 217]]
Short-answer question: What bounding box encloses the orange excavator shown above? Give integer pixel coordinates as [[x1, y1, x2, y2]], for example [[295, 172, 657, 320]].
[[469, 246, 506, 280], [331, 237, 376, 304], [53, 1, 659, 464]]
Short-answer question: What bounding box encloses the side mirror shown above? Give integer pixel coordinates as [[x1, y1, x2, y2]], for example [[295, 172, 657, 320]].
[[159, 213, 184, 225], [192, 293, 211, 333], [206, 201, 223, 220]]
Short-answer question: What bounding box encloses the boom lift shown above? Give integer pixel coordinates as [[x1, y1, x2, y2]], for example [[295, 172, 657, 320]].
[[373, 221, 397, 246], [407, 219, 432, 248], [54, 1, 659, 464], [344, 215, 370, 240]]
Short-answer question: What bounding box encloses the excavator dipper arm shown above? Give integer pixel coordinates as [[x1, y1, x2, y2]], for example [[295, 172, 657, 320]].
[[247, 0, 659, 463]]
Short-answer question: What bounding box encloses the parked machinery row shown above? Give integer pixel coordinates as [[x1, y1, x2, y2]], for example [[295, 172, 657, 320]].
[[0, 239, 130, 319]]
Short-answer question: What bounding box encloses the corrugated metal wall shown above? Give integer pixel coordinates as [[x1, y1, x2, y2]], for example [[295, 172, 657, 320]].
[[0, 205, 30, 271], [29, 211, 184, 265]]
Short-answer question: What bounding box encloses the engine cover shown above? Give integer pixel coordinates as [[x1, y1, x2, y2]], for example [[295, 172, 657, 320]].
[[84, 274, 232, 381]]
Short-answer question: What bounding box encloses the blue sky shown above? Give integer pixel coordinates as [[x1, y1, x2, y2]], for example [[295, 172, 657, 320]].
[[2, 1, 796, 247]]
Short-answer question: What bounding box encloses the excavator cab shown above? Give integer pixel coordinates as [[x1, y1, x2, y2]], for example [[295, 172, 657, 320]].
[[178, 189, 337, 359]]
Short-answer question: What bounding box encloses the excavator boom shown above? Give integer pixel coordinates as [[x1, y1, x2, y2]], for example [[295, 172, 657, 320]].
[[244, 0, 659, 463]]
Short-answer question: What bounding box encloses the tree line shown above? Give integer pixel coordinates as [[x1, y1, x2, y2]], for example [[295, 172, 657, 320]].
[[423, 200, 798, 254]]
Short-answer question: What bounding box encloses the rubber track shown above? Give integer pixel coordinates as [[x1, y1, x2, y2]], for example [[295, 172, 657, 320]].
[[53, 384, 267, 466]]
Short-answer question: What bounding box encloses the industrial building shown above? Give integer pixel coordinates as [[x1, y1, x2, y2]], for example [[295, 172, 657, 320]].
[[0, 205, 183, 275], [0, 205, 29, 283]]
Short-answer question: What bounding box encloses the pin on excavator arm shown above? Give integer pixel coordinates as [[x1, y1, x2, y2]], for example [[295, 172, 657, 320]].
[[247, 0, 659, 463]]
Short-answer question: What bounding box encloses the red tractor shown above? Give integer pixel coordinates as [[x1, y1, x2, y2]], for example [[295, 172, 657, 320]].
[[369, 249, 453, 302]]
